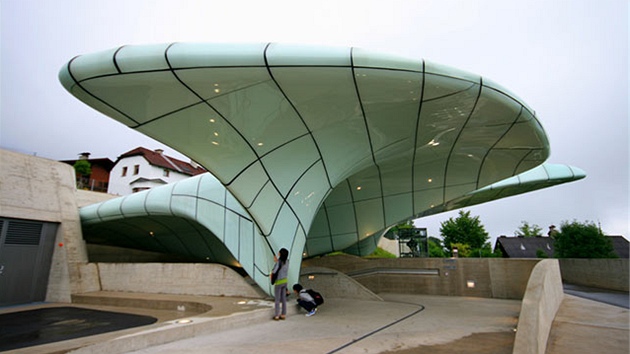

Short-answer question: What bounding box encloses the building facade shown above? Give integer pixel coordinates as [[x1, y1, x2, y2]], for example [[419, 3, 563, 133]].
[[107, 147, 206, 195]]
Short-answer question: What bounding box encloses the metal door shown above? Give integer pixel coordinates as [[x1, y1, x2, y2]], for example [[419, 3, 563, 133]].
[[0, 218, 58, 306]]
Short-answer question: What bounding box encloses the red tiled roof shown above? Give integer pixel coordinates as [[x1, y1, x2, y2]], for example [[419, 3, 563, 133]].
[[117, 147, 206, 176]]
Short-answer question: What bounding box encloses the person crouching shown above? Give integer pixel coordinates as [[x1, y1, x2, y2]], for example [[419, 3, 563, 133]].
[[292, 283, 317, 317]]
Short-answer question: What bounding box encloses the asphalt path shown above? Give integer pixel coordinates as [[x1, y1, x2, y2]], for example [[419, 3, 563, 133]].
[[563, 283, 629, 309]]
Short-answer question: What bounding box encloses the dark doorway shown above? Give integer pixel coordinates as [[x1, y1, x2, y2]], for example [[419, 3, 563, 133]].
[[0, 218, 58, 306]]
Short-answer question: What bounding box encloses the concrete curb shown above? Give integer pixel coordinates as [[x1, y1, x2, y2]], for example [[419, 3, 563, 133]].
[[68, 305, 299, 354]]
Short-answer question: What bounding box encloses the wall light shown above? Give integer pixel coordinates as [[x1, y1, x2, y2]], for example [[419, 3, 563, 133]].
[[308, 275, 315, 280], [466, 280, 475, 288]]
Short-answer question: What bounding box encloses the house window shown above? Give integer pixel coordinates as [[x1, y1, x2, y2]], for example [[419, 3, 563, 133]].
[[163, 169, 170, 177], [122, 166, 127, 177], [134, 165, 140, 175]]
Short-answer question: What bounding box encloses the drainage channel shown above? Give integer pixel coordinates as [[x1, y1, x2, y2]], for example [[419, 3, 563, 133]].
[[326, 302, 425, 354]]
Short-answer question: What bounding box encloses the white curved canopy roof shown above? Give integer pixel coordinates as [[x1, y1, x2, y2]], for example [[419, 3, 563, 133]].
[[60, 43, 585, 294]]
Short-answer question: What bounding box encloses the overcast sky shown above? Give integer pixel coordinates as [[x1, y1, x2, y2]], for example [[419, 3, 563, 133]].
[[1, 0, 628, 243]]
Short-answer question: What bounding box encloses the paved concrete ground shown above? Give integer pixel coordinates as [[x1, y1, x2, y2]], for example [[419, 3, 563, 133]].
[[546, 294, 629, 354], [126, 294, 522, 354], [1, 291, 627, 354]]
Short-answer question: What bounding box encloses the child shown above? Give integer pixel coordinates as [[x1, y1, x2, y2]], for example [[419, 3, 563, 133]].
[[292, 283, 318, 317]]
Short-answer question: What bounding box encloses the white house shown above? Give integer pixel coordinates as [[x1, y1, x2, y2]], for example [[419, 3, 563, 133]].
[[107, 147, 206, 195]]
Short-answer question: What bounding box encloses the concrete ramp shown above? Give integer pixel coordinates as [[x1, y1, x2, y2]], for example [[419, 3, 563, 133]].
[[299, 266, 383, 301]]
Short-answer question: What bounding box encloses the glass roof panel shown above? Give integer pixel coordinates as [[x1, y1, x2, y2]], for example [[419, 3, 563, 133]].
[[413, 186, 444, 212], [170, 194, 197, 217], [518, 166, 550, 183], [379, 158, 413, 196], [228, 162, 269, 208], [176, 67, 270, 101], [444, 182, 476, 203], [144, 184, 175, 215], [68, 47, 119, 81], [116, 44, 171, 72], [247, 182, 284, 235], [64, 84, 139, 126], [483, 77, 533, 114], [261, 136, 321, 197], [384, 193, 413, 226], [326, 203, 357, 235], [413, 157, 447, 192], [197, 174, 228, 205], [272, 203, 300, 239], [332, 233, 360, 251], [196, 199, 226, 242], [167, 42, 267, 68], [81, 71, 202, 124], [206, 76, 309, 156], [355, 199, 385, 238], [238, 217, 255, 275], [308, 207, 330, 238], [270, 66, 371, 184], [544, 164, 574, 180], [352, 48, 423, 71], [424, 60, 479, 83], [171, 175, 201, 196], [136, 103, 257, 183], [266, 43, 351, 66], [355, 68, 422, 155], [478, 149, 531, 187], [287, 162, 330, 230], [467, 86, 522, 127], [96, 197, 124, 221], [119, 192, 148, 216], [306, 236, 333, 256], [323, 182, 353, 207], [348, 166, 382, 202]]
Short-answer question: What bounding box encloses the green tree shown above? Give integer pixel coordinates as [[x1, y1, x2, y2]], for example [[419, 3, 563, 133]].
[[389, 220, 413, 236], [73, 159, 92, 176], [515, 220, 542, 237], [554, 220, 616, 258], [428, 236, 446, 257], [73, 160, 92, 189], [536, 249, 548, 258], [450, 242, 471, 257], [440, 210, 489, 255]]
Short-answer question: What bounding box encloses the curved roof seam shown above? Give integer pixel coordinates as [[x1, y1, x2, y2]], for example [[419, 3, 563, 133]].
[[263, 44, 334, 190], [475, 106, 525, 189], [442, 78, 484, 204]]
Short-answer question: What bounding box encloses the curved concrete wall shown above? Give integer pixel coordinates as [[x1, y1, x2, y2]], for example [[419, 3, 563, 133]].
[[513, 259, 564, 354]]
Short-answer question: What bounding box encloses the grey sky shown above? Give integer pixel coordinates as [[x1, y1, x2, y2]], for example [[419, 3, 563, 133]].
[[1, 0, 627, 243]]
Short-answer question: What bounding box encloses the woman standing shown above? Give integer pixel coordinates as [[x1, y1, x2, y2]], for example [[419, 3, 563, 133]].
[[271, 248, 289, 320]]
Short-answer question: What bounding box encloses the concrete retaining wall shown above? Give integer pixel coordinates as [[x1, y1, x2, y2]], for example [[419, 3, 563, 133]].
[[304, 255, 540, 299], [559, 258, 629, 292], [94, 263, 263, 298], [1, 149, 83, 302], [513, 259, 564, 354]]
